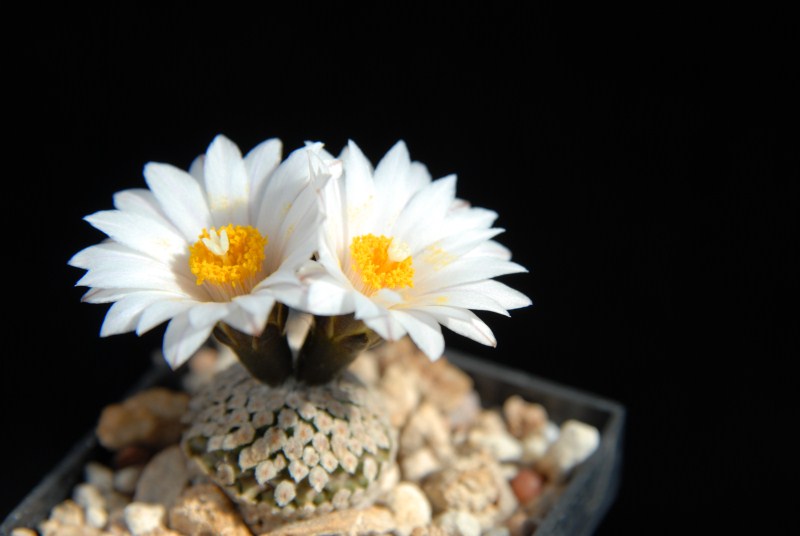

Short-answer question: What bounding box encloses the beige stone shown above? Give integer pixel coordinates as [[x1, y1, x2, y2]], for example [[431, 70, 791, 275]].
[[400, 447, 441, 483], [418, 357, 474, 417], [502, 395, 548, 439], [262, 506, 396, 535], [399, 403, 452, 457], [85, 462, 115, 493], [383, 482, 432, 536], [535, 419, 600, 483], [97, 387, 189, 450], [134, 445, 190, 508], [114, 466, 144, 495], [124, 502, 166, 535], [168, 483, 251, 536], [38, 523, 107, 536], [423, 451, 517, 531], [49, 498, 85, 525], [433, 510, 481, 536], [74, 483, 108, 529], [379, 363, 421, 428], [11, 528, 38, 536]]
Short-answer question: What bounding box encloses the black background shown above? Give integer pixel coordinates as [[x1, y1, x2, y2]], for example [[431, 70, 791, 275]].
[[5, 5, 797, 534]]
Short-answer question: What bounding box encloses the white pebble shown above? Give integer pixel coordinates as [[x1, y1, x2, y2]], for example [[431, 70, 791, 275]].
[[72, 483, 107, 528], [114, 466, 143, 495], [434, 510, 481, 536], [84, 462, 114, 493], [537, 419, 600, 482], [384, 482, 431, 536], [124, 502, 166, 535]]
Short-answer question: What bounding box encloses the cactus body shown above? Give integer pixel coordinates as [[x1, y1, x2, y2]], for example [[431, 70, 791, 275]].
[[181, 363, 396, 522]]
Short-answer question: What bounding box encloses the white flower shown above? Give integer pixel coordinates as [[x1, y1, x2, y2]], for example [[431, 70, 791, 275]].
[[301, 140, 531, 360], [69, 135, 339, 368]]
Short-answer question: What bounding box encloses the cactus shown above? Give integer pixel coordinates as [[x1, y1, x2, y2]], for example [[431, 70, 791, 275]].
[[181, 360, 396, 523]]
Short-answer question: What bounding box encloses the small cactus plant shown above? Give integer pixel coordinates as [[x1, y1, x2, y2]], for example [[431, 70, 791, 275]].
[[70, 134, 530, 529], [182, 361, 396, 522]]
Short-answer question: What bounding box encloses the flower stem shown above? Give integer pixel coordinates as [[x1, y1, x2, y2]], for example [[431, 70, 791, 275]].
[[295, 314, 382, 385], [212, 304, 293, 386]]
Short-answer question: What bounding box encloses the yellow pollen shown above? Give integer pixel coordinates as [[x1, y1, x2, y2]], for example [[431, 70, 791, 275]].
[[189, 224, 267, 287], [349, 234, 414, 292]]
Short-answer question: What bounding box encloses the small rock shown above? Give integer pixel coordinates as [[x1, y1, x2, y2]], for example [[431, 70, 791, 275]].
[[380, 363, 421, 428], [263, 505, 396, 536], [423, 450, 517, 530], [168, 483, 252, 536], [134, 445, 189, 507], [434, 510, 481, 536], [467, 427, 522, 462], [96, 387, 188, 450], [410, 527, 449, 536], [124, 502, 166, 535], [400, 447, 442, 482], [85, 462, 115, 493], [535, 419, 600, 483], [400, 403, 453, 457], [520, 432, 550, 463], [114, 445, 153, 469], [114, 466, 143, 495], [503, 395, 548, 439], [38, 523, 105, 536], [383, 482, 432, 536], [419, 356, 474, 416], [484, 528, 511, 536], [48, 499, 85, 526], [11, 528, 38, 536], [73, 483, 108, 529], [510, 468, 544, 506]]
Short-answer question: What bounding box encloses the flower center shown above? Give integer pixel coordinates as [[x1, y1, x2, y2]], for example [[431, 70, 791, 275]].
[[349, 234, 414, 292], [189, 225, 268, 293]]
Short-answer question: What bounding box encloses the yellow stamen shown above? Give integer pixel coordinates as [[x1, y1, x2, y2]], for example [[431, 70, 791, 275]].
[[349, 234, 414, 292], [189, 224, 267, 290]]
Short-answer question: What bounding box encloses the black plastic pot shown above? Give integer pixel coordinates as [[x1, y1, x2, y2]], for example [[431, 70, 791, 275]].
[[2, 349, 625, 536]]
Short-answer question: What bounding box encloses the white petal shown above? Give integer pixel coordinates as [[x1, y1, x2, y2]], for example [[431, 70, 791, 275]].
[[84, 210, 187, 262], [413, 289, 511, 316], [465, 240, 513, 260], [204, 134, 250, 226], [360, 301, 407, 342], [285, 310, 313, 351], [245, 138, 282, 218], [418, 227, 506, 259], [371, 141, 412, 230], [188, 302, 231, 328], [339, 140, 377, 232], [392, 310, 444, 360], [255, 144, 311, 235], [162, 313, 214, 369], [80, 287, 138, 304], [218, 306, 258, 336], [416, 257, 528, 290], [406, 161, 433, 195], [420, 306, 497, 348], [137, 299, 195, 335], [224, 293, 275, 335], [76, 264, 194, 296], [450, 280, 532, 310], [99, 291, 180, 336], [304, 278, 356, 316], [393, 175, 458, 252], [112, 189, 166, 220], [189, 154, 205, 181], [144, 162, 212, 241]]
